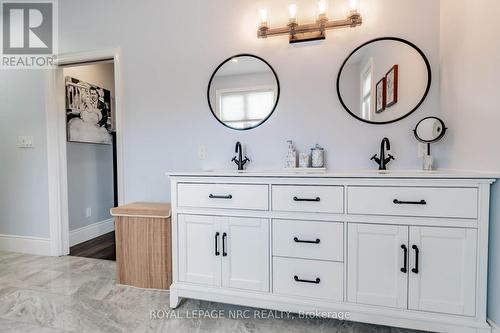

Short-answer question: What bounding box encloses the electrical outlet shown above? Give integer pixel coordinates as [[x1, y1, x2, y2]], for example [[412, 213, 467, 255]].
[[17, 136, 34, 148], [85, 208, 92, 218], [198, 145, 207, 160]]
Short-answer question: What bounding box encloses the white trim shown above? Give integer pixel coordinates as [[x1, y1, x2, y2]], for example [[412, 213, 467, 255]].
[[69, 218, 115, 247], [360, 57, 374, 121], [46, 48, 124, 256], [0, 234, 51, 256], [488, 319, 500, 333], [46, 67, 68, 256]]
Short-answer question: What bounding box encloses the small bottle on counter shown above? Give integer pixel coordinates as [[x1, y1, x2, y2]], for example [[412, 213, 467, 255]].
[[285, 140, 297, 168], [311, 144, 325, 168], [299, 153, 310, 168]]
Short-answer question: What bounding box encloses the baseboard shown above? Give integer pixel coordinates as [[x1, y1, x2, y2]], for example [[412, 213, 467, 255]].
[[69, 218, 115, 247], [0, 234, 51, 256], [488, 319, 500, 333]]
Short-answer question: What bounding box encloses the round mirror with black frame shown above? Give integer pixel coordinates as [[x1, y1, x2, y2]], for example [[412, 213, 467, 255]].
[[207, 54, 280, 131], [413, 116, 447, 151], [337, 37, 432, 125]]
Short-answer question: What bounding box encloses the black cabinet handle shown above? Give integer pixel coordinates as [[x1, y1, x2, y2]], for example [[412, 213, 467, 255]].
[[294, 275, 320, 284], [209, 194, 232, 199], [393, 199, 427, 205], [293, 196, 321, 202], [222, 232, 227, 257], [293, 237, 320, 244], [412, 245, 419, 274], [214, 232, 220, 256], [401, 244, 408, 273]]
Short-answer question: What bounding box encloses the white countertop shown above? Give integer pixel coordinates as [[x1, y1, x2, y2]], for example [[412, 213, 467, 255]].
[[167, 169, 500, 179]]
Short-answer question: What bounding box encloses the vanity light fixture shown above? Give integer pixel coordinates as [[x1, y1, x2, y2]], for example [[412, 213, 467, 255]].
[[258, 0, 362, 44]]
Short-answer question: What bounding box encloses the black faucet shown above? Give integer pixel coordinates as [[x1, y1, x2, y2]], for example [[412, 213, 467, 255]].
[[371, 137, 395, 170], [232, 141, 250, 171]]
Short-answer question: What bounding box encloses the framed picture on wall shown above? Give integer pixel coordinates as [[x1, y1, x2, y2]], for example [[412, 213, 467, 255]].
[[65, 77, 113, 145], [385, 64, 399, 108], [376, 77, 386, 113]]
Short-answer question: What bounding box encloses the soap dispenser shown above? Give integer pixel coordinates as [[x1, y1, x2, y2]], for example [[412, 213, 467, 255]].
[[285, 140, 297, 169]]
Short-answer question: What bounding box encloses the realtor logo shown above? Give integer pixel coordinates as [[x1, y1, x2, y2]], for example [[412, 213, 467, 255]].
[[1, 0, 57, 68]]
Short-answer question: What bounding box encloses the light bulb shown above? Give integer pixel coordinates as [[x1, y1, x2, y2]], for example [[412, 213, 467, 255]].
[[349, 0, 359, 12], [288, 4, 297, 20], [259, 8, 268, 24], [318, 0, 327, 15]]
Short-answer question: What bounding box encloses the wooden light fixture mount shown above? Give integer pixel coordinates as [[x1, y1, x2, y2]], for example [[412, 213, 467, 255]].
[[258, 9, 362, 44]]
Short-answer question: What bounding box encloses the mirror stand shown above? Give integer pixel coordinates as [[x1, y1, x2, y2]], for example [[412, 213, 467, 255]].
[[413, 117, 447, 170]]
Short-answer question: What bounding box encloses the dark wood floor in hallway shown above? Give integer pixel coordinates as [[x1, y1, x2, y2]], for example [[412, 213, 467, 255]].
[[69, 231, 116, 261]]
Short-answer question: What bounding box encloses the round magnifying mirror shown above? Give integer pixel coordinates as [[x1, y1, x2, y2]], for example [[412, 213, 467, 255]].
[[413, 117, 447, 143], [337, 37, 432, 124], [207, 54, 280, 130]]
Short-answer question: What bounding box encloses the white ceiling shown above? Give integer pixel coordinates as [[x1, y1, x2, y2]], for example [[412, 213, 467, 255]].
[[215, 56, 272, 77]]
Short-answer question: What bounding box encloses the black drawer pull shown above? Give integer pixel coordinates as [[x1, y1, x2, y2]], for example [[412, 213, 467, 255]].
[[222, 232, 228, 257], [412, 245, 420, 274], [209, 194, 233, 199], [401, 244, 408, 273], [214, 232, 220, 256], [293, 196, 320, 202], [393, 199, 426, 205], [293, 237, 320, 244], [294, 275, 320, 284]]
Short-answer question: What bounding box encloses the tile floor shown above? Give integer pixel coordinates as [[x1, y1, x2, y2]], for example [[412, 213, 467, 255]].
[[0, 251, 427, 333]]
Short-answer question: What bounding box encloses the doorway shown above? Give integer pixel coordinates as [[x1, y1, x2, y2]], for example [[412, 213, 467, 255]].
[[46, 49, 124, 257], [61, 61, 117, 260]]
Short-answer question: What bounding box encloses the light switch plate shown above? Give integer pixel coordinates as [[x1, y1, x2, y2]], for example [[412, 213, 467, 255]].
[[198, 145, 206, 160], [17, 136, 34, 148]]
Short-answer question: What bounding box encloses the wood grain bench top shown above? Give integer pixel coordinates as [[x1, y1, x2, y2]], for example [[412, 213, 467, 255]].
[[110, 202, 171, 218]]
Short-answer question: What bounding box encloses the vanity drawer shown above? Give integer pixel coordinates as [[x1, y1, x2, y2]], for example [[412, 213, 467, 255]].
[[273, 257, 343, 301], [347, 186, 478, 219], [177, 183, 268, 210], [273, 220, 343, 261], [272, 186, 344, 213]]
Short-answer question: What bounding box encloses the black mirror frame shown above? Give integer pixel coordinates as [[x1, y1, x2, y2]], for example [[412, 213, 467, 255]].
[[207, 53, 281, 131], [413, 116, 447, 144], [336, 37, 432, 125]]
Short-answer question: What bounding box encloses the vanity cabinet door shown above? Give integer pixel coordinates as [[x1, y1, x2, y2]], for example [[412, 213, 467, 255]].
[[347, 223, 408, 309], [178, 214, 222, 286], [408, 227, 477, 316], [222, 217, 269, 292]]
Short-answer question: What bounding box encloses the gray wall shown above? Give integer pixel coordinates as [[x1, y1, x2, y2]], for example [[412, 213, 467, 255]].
[[63, 63, 115, 231], [440, 0, 500, 324], [58, 0, 441, 203], [0, 70, 50, 238]]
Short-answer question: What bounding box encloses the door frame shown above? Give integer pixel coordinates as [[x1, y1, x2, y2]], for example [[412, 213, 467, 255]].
[[45, 48, 125, 256]]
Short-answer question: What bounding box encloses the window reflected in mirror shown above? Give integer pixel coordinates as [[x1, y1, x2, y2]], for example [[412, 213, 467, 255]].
[[208, 55, 279, 130]]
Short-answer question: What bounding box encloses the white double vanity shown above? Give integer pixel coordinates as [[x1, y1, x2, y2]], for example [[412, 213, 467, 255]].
[[168, 170, 495, 333]]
